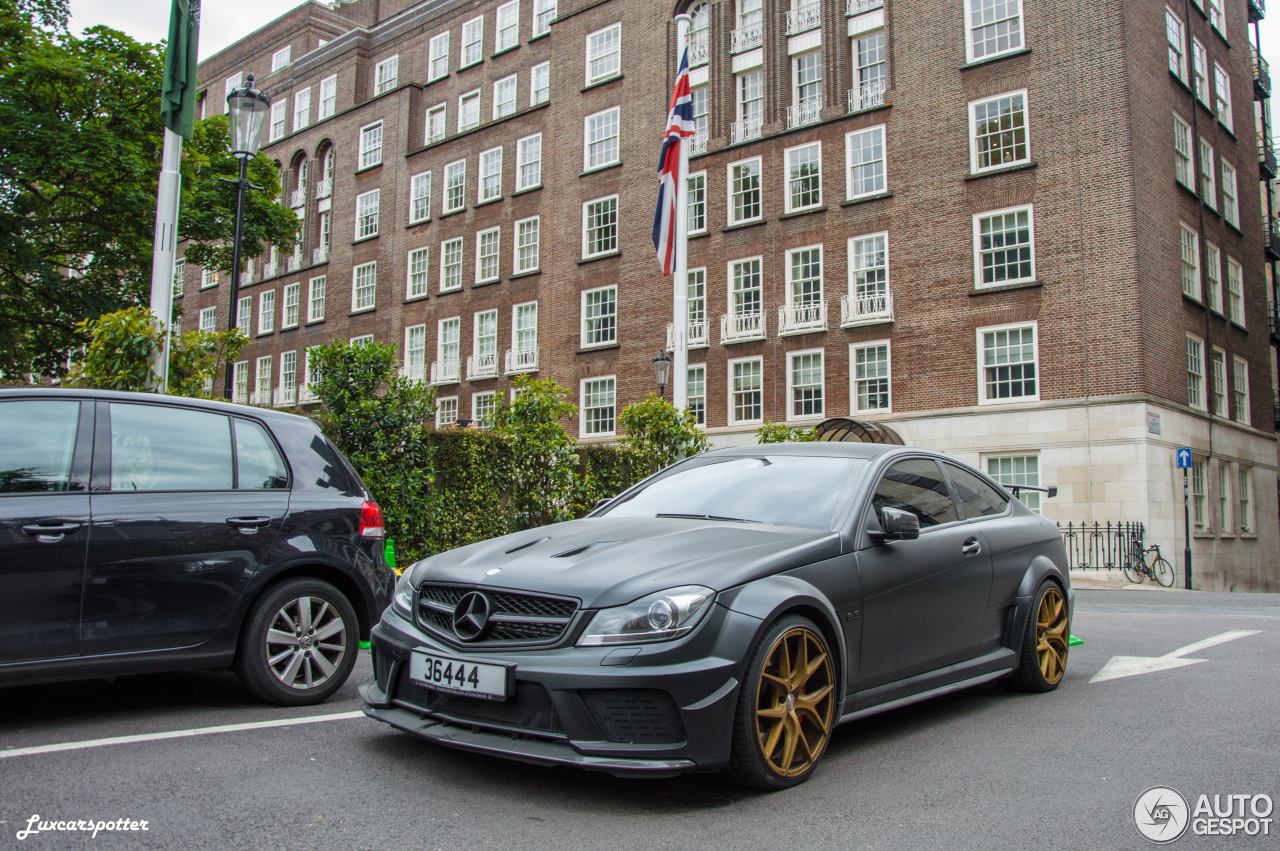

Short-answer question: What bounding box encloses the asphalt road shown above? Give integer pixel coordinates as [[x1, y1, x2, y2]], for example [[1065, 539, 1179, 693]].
[[1, 588, 1276, 850]]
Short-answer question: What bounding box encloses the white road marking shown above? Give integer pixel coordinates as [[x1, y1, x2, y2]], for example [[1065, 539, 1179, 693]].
[[0, 710, 365, 760], [1089, 629, 1261, 684]]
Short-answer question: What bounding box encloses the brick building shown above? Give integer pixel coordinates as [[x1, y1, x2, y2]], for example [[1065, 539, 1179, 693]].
[[176, 0, 1279, 589]]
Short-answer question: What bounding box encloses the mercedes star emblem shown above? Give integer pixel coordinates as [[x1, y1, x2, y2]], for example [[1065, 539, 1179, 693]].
[[452, 591, 492, 641]]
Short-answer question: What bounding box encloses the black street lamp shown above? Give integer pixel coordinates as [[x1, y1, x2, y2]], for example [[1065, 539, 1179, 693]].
[[222, 72, 270, 402], [651, 351, 672, 397]]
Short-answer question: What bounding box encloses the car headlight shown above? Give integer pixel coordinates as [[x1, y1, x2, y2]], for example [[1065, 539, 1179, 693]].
[[577, 586, 715, 647], [391, 571, 416, 618]]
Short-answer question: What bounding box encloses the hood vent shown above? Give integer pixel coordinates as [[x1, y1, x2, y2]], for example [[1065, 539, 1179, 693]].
[[504, 537, 549, 555], [552, 540, 618, 559]]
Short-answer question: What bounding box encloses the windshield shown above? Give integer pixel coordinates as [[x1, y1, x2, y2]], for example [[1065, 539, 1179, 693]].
[[601, 456, 865, 530]]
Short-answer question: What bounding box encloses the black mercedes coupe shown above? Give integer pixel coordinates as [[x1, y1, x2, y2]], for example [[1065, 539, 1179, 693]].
[[362, 443, 1071, 789]]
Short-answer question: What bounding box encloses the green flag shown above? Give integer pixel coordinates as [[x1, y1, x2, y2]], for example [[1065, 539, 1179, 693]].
[[161, 0, 200, 141]]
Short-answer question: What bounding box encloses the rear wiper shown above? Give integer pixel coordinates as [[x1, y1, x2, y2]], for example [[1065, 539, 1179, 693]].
[[656, 513, 761, 523]]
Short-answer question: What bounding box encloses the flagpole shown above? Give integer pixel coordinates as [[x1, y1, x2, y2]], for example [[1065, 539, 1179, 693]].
[[671, 13, 692, 414], [149, 127, 183, 393]]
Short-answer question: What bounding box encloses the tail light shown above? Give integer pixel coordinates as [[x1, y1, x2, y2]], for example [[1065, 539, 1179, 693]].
[[359, 500, 385, 538]]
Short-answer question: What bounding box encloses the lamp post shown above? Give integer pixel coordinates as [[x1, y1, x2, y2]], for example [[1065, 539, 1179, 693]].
[[222, 73, 271, 402], [651, 352, 672, 398]]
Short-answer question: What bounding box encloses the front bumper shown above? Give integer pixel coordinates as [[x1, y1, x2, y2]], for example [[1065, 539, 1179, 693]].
[[360, 602, 760, 777]]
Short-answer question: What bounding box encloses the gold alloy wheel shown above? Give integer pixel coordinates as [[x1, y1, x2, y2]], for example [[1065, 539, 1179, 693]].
[[1036, 586, 1069, 686], [754, 627, 836, 778]]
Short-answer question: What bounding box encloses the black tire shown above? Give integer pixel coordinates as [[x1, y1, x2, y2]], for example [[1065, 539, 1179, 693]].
[[1152, 557, 1176, 588], [235, 578, 360, 706], [1122, 560, 1144, 584], [1002, 580, 1069, 693], [726, 615, 837, 791]]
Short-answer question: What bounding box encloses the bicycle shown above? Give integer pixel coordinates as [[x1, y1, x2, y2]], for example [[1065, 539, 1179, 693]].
[[1121, 535, 1175, 587]]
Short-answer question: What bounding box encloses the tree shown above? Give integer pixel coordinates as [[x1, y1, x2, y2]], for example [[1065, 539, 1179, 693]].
[[492, 376, 581, 527], [618, 394, 710, 474], [0, 1, 297, 378]]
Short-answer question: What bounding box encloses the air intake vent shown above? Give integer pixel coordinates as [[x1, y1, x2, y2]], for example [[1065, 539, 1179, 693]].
[[505, 537, 548, 555], [552, 540, 618, 558]]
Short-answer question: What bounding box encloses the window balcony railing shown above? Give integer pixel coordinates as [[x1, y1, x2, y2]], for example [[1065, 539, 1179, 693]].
[[313, 245, 329, 264], [730, 23, 762, 54], [315, 178, 332, 199], [689, 30, 709, 67], [262, 261, 278, 279], [289, 188, 306, 208], [666, 320, 709, 351], [787, 97, 822, 129], [1252, 46, 1272, 99], [401, 363, 426, 383], [847, 0, 883, 15], [1250, 0, 1265, 23], [430, 359, 460, 385], [849, 79, 887, 113], [285, 249, 302, 273], [731, 116, 764, 145], [720, 311, 765, 343], [250, 388, 272, 406], [505, 347, 540, 375], [778, 301, 827, 335], [841, 291, 895, 327], [298, 385, 319, 405], [467, 352, 498, 380], [273, 387, 296, 407], [232, 388, 249, 405], [786, 3, 821, 35], [690, 132, 708, 156], [241, 263, 254, 285], [1267, 219, 1280, 260], [1270, 307, 1280, 342], [1259, 133, 1277, 179]]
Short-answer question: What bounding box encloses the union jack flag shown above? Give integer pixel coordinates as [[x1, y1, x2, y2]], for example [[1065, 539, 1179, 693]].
[[652, 47, 696, 276]]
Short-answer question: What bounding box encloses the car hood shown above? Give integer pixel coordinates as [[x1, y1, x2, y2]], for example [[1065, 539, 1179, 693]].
[[409, 516, 841, 608]]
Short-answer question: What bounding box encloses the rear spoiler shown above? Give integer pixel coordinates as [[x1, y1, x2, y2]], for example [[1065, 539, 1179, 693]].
[[1009, 484, 1058, 499]]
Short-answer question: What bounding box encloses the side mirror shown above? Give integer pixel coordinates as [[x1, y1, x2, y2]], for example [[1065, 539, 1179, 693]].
[[877, 507, 920, 542]]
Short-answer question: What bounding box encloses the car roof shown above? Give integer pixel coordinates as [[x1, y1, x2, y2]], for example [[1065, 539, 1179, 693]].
[[705, 442, 911, 461], [0, 386, 314, 424]]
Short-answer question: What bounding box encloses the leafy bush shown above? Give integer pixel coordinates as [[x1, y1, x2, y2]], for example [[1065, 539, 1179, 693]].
[[573, 444, 650, 515], [491, 376, 580, 528], [756, 422, 820, 444], [618, 393, 709, 475]]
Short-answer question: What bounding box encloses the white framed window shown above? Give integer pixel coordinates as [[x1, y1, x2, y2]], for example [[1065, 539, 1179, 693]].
[[436, 396, 459, 429], [530, 61, 550, 105], [199, 306, 217, 334], [533, 0, 556, 36], [1165, 7, 1187, 81], [852, 341, 891, 413], [304, 347, 321, 395], [282, 282, 300, 328], [1221, 160, 1238, 228], [735, 70, 764, 139], [973, 205, 1035, 288], [307, 275, 326, 322], [785, 142, 822, 213], [853, 30, 887, 111], [201, 266, 220, 289], [513, 300, 538, 362], [687, 364, 706, 427], [410, 171, 432, 223], [444, 159, 467, 213], [269, 100, 286, 141], [1205, 241, 1223, 313], [271, 45, 291, 72], [978, 322, 1039, 404], [293, 88, 311, 132], [279, 350, 297, 403], [516, 133, 542, 190], [728, 157, 762, 225], [496, 0, 520, 51], [1186, 334, 1205, 409], [473, 391, 498, 428], [791, 51, 822, 124], [493, 74, 518, 119], [1198, 137, 1215, 208], [429, 31, 450, 81], [582, 195, 619, 258], [1238, 467, 1254, 534], [374, 55, 399, 95], [787, 349, 825, 420], [1191, 457, 1207, 530], [474, 309, 498, 373], [785, 244, 824, 315], [476, 227, 501, 283], [440, 237, 464, 292], [1180, 223, 1201, 300], [514, 216, 540, 274], [352, 261, 377, 313], [223, 72, 242, 115], [172, 258, 185, 297], [691, 85, 709, 151], [319, 75, 337, 119], [479, 146, 503, 202], [426, 103, 447, 144], [738, 0, 763, 31], [405, 324, 427, 381], [1192, 39, 1209, 104], [1212, 62, 1232, 132], [849, 232, 890, 318], [986, 454, 1040, 512], [407, 247, 431, 299], [729, 256, 763, 330], [584, 107, 620, 171], [458, 89, 481, 132], [965, 0, 1024, 63], [256, 356, 274, 400], [1173, 113, 1194, 189], [729, 357, 763, 424], [1208, 0, 1226, 37], [580, 376, 617, 436], [1226, 256, 1244, 326], [354, 189, 380, 239], [461, 16, 485, 67], [358, 121, 383, 169], [970, 90, 1029, 173], [437, 316, 461, 374], [1210, 346, 1227, 416], [258, 290, 276, 335], [237, 295, 252, 336], [686, 268, 706, 343], [233, 361, 249, 401], [581, 285, 618, 347], [845, 125, 886, 199], [585, 23, 622, 86], [687, 171, 707, 234]]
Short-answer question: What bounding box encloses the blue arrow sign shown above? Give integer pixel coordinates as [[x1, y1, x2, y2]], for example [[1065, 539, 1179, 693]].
[[1176, 448, 1193, 469]]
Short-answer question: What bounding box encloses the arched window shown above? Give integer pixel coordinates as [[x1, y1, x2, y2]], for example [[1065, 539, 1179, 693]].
[[687, 2, 709, 66], [316, 145, 335, 198], [290, 153, 308, 208]]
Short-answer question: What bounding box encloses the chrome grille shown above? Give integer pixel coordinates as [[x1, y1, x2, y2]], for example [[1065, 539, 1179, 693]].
[[417, 583, 579, 646]]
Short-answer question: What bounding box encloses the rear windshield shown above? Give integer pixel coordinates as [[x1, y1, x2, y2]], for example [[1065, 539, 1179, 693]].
[[601, 456, 865, 531]]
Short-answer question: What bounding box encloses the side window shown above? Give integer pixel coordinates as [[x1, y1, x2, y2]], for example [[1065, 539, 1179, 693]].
[[945, 463, 1009, 520], [109, 403, 233, 491], [234, 419, 289, 489], [0, 400, 80, 493], [871, 458, 959, 528]]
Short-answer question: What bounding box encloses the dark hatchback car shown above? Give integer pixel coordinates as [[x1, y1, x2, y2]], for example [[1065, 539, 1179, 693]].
[[0, 388, 394, 705], [363, 443, 1071, 789]]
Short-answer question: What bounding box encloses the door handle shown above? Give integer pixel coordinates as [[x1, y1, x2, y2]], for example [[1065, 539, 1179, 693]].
[[21, 522, 82, 543], [226, 516, 272, 530], [961, 537, 982, 557]]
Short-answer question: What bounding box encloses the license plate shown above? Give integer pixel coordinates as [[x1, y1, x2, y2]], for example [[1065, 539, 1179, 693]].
[[408, 651, 511, 701]]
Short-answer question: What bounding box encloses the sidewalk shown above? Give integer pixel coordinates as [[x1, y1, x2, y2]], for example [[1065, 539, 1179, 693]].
[[1068, 570, 1184, 591]]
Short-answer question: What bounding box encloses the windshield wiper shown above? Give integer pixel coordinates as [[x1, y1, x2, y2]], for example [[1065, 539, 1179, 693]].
[[655, 513, 761, 523]]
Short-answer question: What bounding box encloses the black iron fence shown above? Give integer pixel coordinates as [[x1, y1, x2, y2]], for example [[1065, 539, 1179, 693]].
[[1057, 521, 1144, 571]]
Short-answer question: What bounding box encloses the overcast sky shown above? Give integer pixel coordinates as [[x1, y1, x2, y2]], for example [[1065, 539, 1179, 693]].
[[69, 0, 1280, 69]]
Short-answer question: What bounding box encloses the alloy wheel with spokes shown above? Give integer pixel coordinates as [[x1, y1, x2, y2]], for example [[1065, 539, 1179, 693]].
[[1035, 585, 1068, 686], [266, 595, 349, 690]]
